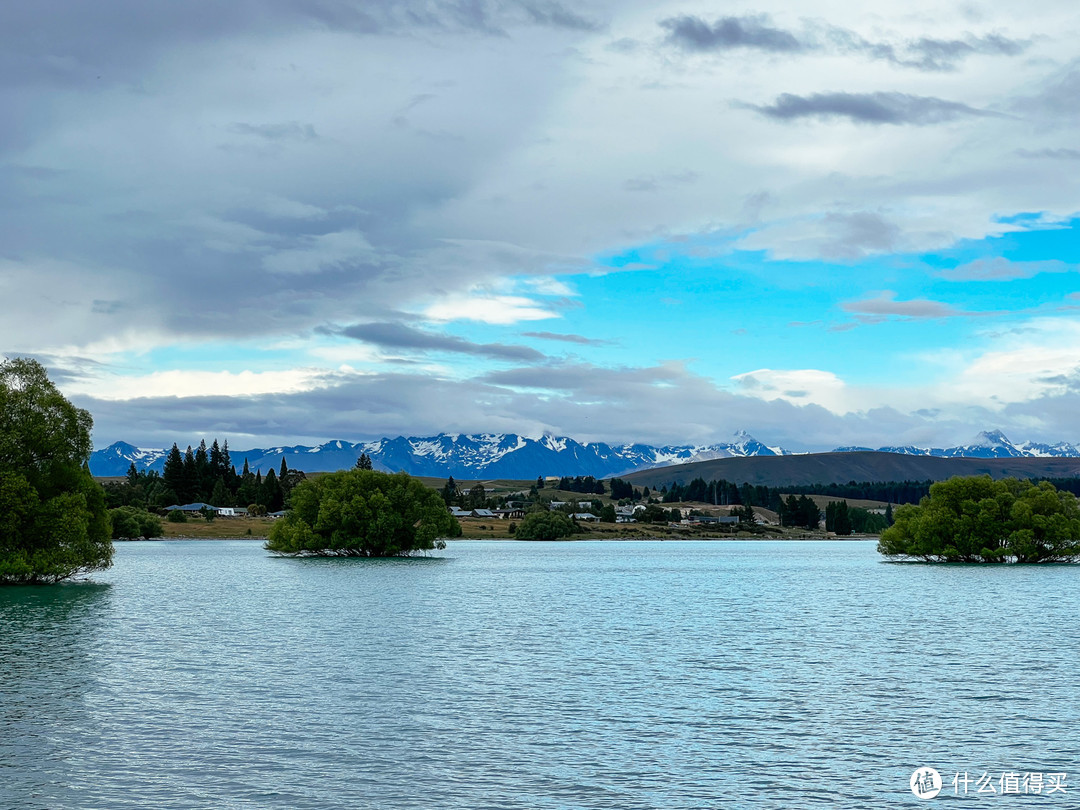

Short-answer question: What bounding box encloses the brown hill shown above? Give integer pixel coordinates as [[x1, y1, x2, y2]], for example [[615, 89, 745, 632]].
[[620, 451, 1080, 489]]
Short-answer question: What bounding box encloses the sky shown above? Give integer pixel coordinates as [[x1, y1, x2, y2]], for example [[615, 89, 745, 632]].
[[4, 0, 1080, 451]]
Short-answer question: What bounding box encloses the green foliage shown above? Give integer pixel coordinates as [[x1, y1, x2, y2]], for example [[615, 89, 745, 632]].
[[600, 504, 617, 523], [779, 494, 819, 530], [265, 469, 456, 557], [514, 510, 577, 541], [878, 476, 1080, 563], [355, 453, 373, 470], [825, 501, 852, 535], [167, 509, 187, 523], [465, 483, 487, 509], [0, 358, 112, 584], [849, 507, 888, 534], [640, 503, 669, 523], [109, 506, 164, 540]]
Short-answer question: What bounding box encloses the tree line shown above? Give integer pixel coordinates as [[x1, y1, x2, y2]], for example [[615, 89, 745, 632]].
[[655, 476, 935, 510], [103, 439, 306, 514]]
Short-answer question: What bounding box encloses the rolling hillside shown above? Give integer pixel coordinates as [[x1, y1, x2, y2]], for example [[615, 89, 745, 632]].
[[620, 451, 1080, 489]]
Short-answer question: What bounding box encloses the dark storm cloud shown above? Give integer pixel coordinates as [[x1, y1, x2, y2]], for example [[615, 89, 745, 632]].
[[660, 15, 803, 53], [337, 322, 545, 361], [751, 92, 995, 125]]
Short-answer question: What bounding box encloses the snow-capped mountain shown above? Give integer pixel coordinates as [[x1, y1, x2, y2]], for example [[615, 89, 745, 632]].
[[89, 431, 789, 478], [835, 430, 1080, 460]]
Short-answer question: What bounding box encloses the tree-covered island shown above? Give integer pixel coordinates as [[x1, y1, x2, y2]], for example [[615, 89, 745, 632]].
[[878, 476, 1080, 563], [265, 468, 459, 556]]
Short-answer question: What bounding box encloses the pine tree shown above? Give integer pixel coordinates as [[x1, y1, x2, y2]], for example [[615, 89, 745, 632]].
[[181, 446, 197, 504], [162, 444, 184, 502], [210, 477, 232, 508], [356, 453, 373, 470], [195, 439, 211, 497], [261, 468, 283, 512], [280, 457, 288, 478]]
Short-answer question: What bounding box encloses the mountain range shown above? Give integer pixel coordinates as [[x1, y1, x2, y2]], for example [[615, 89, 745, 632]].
[[89, 431, 788, 478], [89, 429, 1080, 480]]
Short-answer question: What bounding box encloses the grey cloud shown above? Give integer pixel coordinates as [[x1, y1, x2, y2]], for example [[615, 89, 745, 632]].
[[658, 14, 1026, 71], [521, 331, 612, 346], [4, 352, 108, 384], [520, 2, 601, 32], [940, 258, 1072, 281], [1016, 148, 1080, 160], [1011, 61, 1080, 121], [623, 170, 700, 193], [76, 362, 1022, 453], [825, 28, 1028, 72], [751, 92, 995, 125], [229, 122, 318, 142], [821, 212, 900, 259], [841, 292, 964, 322], [660, 14, 803, 53], [0, 1, 599, 95], [338, 321, 545, 361]]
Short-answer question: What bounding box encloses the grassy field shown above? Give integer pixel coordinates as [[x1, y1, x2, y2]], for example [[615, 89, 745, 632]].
[[159, 516, 276, 539]]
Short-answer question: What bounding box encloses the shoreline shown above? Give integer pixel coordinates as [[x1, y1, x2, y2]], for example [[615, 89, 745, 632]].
[[131, 535, 878, 543]]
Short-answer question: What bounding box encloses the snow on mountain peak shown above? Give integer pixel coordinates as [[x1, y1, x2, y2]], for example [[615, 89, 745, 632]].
[[968, 429, 1012, 448]]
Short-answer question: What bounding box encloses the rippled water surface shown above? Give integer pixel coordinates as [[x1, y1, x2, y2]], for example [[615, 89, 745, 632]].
[[2, 540, 1078, 808]]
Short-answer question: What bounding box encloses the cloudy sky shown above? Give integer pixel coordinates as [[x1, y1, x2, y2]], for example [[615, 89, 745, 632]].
[[5, 0, 1080, 451]]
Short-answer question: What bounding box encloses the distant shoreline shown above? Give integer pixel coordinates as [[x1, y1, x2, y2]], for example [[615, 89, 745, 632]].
[[123, 535, 877, 543]]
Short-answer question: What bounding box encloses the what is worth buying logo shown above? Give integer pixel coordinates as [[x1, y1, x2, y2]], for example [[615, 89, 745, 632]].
[[910, 766, 1068, 799], [911, 767, 942, 799]]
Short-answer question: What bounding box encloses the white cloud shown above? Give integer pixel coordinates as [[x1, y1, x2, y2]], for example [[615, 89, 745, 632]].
[[423, 295, 558, 324], [69, 368, 329, 401], [732, 368, 850, 412]]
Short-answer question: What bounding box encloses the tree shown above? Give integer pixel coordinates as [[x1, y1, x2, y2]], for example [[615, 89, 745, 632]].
[[0, 358, 113, 584], [210, 477, 232, 508], [515, 511, 577, 541], [879, 476, 1080, 563], [260, 468, 284, 512], [640, 503, 668, 523], [162, 443, 184, 499], [266, 469, 456, 557], [356, 453, 373, 470], [826, 501, 852, 535], [441, 476, 458, 506], [465, 483, 487, 509], [109, 506, 163, 540]]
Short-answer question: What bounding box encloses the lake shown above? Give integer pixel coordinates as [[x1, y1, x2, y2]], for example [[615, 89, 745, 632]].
[[2, 539, 1077, 808]]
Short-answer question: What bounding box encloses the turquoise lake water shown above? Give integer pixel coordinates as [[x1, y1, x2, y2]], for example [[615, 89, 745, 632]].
[[1, 539, 1078, 808]]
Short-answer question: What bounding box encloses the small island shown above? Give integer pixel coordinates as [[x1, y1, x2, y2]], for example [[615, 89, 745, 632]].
[[878, 476, 1080, 563], [265, 468, 458, 557]]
